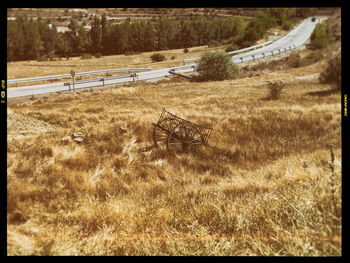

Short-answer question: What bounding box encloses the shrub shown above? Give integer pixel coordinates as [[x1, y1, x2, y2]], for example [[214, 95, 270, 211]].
[[81, 53, 93, 59], [225, 44, 239, 53], [207, 40, 221, 48], [310, 24, 329, 49], [196, 50, 238, 81], [36, 56, 49, 62], [267, 80, 284, 100], [240, 40, 255, 48], [287, 52, 303, 68], [94, 53, 103, 58], [319, 53, 341, 89], [303, 50, 324, 65], [150, 53, 166, 62], [282, 20, 292, 30], [183, 48, 189, 53], [125, 51, 142, 56]]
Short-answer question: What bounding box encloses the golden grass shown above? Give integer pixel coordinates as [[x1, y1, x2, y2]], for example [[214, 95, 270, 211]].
[[7, 63, 341, 255]]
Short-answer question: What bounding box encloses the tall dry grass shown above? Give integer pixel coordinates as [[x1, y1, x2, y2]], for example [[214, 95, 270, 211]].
[[7, 70, 341, 255]]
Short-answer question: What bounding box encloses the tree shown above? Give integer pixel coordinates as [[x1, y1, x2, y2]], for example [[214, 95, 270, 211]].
[[90, 16, 102, 53], [67, 18, 89, 55], [196, 50, 238, 81], [22, 17, 44, 60], [7, 17, 25, 61], [38, 20, 58, 57], [311, 24, 329, 49]]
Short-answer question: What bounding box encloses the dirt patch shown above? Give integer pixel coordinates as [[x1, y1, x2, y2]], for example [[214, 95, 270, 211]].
[[7, 109, 56, 140]]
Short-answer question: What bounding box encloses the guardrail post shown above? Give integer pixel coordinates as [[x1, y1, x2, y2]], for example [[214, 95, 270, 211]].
[[252, 55, 255, 61], [240, 57, 243, 63]]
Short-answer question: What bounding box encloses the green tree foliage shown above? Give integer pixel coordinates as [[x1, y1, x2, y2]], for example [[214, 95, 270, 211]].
[[196, 50, 238, 81], [295, 8, 317, 18], [90, 16, 103, 53], [310, 24, 329, 49]]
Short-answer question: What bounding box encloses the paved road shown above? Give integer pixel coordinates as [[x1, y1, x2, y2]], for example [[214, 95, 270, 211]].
[[7, 17, 320, 99], [232, 16, 319, 63]]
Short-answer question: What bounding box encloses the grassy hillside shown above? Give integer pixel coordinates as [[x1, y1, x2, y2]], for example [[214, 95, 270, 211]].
[[7, 61, 341, 255]]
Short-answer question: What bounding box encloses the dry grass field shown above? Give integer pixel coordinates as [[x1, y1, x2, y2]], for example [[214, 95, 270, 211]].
[[7, 49, 342, 255]]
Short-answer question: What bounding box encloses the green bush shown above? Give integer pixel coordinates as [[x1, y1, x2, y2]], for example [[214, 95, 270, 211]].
[[310, 24, 329, 49], [319, 53, 341, 89], [150, 53, 166, 62], [81, 53, 93, 59], [225, 44, 240, 53], [196, 50, 238, 81], [282, 20, 292, 30]]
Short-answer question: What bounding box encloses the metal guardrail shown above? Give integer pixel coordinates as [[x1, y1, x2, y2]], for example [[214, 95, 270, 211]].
[[64, 73, 138, 90], [7, 68, 152, 84], [183, 41, 273, 64], [232, 44, 297, 64], [227, 41, 273, 55]]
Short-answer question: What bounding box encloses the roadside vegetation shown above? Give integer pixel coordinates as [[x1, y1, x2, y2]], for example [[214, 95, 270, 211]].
[[196, 50, 238, 81]]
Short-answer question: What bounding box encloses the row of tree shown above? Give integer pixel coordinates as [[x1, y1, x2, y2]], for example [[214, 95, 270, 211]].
[[7, 8, 317, 62]]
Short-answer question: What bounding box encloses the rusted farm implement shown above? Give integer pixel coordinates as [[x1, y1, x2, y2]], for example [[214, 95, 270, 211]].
[[152, 109, 213, 152]]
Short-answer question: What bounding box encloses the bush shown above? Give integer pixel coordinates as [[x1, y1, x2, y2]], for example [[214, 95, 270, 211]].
[[196, 50, 238, 81], [150, 53, 166, 62], [287, 52, 303, 68], [267, 80, 284, 100], [81, 53, 93, 59], [183, 48, 189, 53], [125, 51, 142, 56], [303, 50, 324, 65], [319, 53, 341, 89], [225, 44, 240, 53], [282, 20, 292, 30], [36, 56, 48, 62], [94, 53, 103, 58], [310, 24, 329, 49], [240, 40, 255, 48]]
